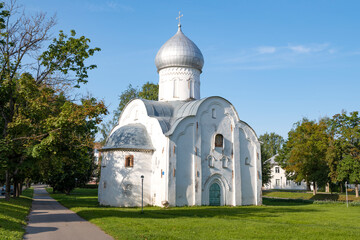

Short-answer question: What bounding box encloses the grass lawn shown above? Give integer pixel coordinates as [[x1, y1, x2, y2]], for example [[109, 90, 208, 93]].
[[263, 190, 360, 201], [48, 188, 360, 240], [0, 188, 33, 240]]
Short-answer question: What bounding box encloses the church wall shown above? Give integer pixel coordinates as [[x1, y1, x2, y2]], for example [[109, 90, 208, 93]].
[[239, 125, 262, 206], [158, 67, 201, 101], [169, 117, 195, 206], [98, 150, 152, 207], [116, 99, 169, 207], [198, 99, 235, 206]]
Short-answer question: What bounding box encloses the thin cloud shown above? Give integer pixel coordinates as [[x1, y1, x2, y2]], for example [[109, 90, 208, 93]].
[[87, 1, 133, 13], [215, 43, 344, 70], [257, 46, 277, 54], [287, 43, 330, 54]]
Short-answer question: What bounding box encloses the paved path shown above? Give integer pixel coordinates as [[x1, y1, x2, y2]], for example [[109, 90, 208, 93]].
[[24, 185, 113, 240]]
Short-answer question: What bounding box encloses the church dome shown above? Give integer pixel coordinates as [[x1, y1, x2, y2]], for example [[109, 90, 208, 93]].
[[155, 25, 204, 72]]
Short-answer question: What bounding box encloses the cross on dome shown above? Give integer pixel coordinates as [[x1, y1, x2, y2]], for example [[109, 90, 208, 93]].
[[176, 11, 183, 28]]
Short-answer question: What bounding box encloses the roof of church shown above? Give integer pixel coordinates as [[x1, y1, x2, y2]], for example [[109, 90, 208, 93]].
[[155, 25, 204, 72], [140, 96, 234, 136], [103, 123, 154, 151]]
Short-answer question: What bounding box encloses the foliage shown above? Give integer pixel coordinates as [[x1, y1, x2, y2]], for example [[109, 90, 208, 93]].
[[259, 132, 284, 185], [276, 118, 330, 194], [48, 188, 360, 240], [0, 1, 105, 197], [100, 82, 158, 143], [0, 188, 33, 240], [327, 111, 360, 197]]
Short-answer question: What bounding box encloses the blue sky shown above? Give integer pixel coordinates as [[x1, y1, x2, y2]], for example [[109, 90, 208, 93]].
[[20, 0, 360, 139]]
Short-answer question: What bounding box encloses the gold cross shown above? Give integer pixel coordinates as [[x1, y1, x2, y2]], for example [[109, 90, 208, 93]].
[[176, 11, 183, 25]]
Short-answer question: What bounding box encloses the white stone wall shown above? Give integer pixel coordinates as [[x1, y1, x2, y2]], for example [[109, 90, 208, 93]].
[[98, 150, 152, 207], [99, 100, 169, 207], [238, 122, 262, 205], [100, 97, 262, 207], [167, 97, 261, 206], [158, 67, 201, 101]]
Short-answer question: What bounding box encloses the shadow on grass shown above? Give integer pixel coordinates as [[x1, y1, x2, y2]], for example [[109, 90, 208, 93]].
[[310, 194, 339, 201], [262, 198, 313, 206], [51, 189, 319, 222], [0, 218, 25, 234], [74, 204, 319, 222]]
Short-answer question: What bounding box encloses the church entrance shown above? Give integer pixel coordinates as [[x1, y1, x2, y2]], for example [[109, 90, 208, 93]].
[[209, 183, 221, 206]]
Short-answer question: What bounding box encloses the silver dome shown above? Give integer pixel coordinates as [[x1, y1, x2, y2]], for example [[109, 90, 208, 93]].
[[155, 25, 204, 72]]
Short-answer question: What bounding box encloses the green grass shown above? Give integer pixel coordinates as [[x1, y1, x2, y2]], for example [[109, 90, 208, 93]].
[[263, 190, 360, 201], [0, 189, 34, 240], [48, 188, 360, 240]]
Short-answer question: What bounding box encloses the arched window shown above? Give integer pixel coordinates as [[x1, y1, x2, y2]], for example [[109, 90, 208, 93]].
[[215, 134, 223, 148], [125, 155, 134, 168]]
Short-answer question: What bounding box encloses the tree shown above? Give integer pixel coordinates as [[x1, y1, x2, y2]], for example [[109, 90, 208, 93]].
[[259, 132, 284, 186], [328, 111, 360, 197], [100, 82, 158, 144], [0, 1, 104, 199], [277, 118, 330, 195]]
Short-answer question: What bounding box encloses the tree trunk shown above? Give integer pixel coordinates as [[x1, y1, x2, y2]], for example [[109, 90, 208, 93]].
[[5, 171, 11, 201], [19, 182, 23, 195], [16, 182, 21, 197], [313, 182, 317, 195], [340, 183, 343, 193], [325, 183, 330, 193], [355, 183, 359, 198], [13, 178, 18, 198], [306, 182, 311, 191]]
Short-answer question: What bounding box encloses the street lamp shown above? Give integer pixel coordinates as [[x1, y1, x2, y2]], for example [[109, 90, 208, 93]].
[[345, 181, 348, 208], [141, 175, 144, 214]]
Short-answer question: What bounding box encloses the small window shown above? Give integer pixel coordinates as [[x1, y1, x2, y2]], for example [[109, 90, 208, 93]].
[[212, 108, 216, 119], [275, 167, 280, 173], [245, 157, 250, 165], [297, 182, 301, 186], [286, 180, 290, 186], [207, 155, 214, 168], [125, 155, 134, 168], [275, 179, 280, 186], [215, 134, 223, 148], [173, 79, 178, 98]]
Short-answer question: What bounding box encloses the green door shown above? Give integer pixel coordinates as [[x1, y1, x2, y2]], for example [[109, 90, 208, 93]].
[[209, 183, 221, 206]]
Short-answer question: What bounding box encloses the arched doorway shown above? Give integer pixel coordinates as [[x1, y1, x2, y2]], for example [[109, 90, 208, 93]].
[[209, 183, 221, 206]]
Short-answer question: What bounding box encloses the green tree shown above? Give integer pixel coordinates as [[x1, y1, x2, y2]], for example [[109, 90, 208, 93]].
[[100, 82, 158, 144], [328, 111, 360, 197], [277, 118, 330, 195], [259, 132, 284, 186], [0, 1, 103, 199]]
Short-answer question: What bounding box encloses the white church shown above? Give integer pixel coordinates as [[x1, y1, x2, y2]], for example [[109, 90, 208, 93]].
[[98, 22, 262, 207]]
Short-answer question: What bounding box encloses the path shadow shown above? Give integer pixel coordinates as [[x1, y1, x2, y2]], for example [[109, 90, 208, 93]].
[[28, 212, 87, 224], [24, 226, 58, 235]]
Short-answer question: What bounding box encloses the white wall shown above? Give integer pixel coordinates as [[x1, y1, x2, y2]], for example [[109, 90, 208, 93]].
[[98, 150, 152, 207], [158, 67, 201, 101], [264, 164, 307, 190]]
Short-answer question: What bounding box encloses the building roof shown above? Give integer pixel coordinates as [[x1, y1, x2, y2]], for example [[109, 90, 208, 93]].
[[266, 154, 279, 165], [140, 96, 237, 136], [155, 25, 204, 72], [103, 123, 154, 151]]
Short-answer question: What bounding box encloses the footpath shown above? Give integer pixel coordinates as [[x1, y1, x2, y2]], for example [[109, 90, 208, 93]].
[[24, 185, 113, 240]]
